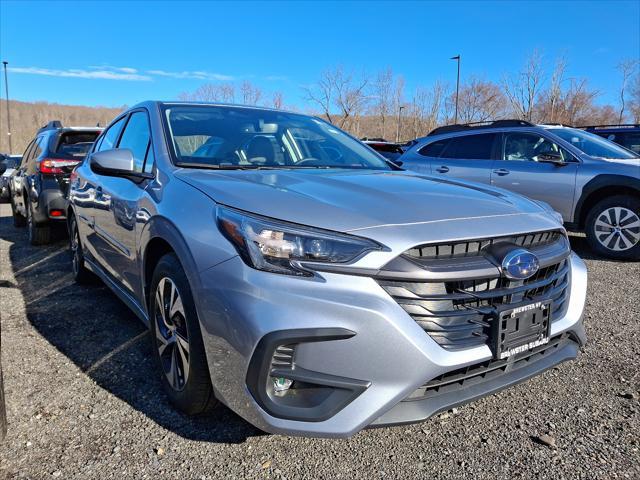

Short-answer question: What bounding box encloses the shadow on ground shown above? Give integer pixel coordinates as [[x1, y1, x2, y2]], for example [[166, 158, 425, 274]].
[[2, 212, 261, 444]]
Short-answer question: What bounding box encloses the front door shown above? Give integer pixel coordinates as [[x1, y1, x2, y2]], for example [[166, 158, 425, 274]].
[[92, 110, 155, 295], [490, 132, 579, 221]]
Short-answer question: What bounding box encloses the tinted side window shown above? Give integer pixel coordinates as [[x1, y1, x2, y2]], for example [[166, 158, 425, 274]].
[[31, 136, 46, 162], [441, 134, 496, 160], [418, 139, 449, 157], [97, 117, 126, 152], [22, 140, 36, 163], [504, 133, 572, 162], [622, 133, 640, 154], [117, 111, 151, 172]]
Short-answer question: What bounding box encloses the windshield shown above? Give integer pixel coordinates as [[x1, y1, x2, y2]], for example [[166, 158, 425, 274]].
[[162, 105, 391, 170], [548, 128, 638, 160]]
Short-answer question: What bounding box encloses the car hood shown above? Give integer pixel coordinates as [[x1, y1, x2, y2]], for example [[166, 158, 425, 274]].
[[175, 168, 549, 232], [592, 157, 640, 167]]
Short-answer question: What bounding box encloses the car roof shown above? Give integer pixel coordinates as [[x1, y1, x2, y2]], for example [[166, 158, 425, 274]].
[[135, 100, 301, 116]]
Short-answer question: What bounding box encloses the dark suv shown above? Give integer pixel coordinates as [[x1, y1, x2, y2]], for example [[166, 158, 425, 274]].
[[583, 124, 640, 155], [10, 121, 102, 244]]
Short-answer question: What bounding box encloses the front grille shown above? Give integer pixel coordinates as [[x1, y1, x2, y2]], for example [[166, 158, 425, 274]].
[[405, 333, 573, 401], [378, 231, 571, 350], [406, 230, 563, 259]]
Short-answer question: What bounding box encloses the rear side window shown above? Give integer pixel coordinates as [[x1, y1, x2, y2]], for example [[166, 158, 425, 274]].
[[97, 117, 126, 152], [418, 139, 449, 157], [117, 111, 152, 173], [441, 134, 496, 160], [622, 133, 640, 154], [31, 136, 46, 161], [56, 131, 101, 158]]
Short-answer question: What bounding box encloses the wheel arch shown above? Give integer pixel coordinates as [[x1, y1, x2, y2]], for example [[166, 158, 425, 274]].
[[575, 175, 640, 228], [140, 217, 201, 313]]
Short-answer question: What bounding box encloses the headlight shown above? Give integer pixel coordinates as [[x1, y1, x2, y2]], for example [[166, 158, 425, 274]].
[[217, 206, 382, 276]]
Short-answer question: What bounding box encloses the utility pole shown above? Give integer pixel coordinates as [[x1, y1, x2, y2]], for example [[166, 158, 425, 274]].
[[450, 55, 461, 124], [396, 105, 404, 142], [2, 61, 12, 154]]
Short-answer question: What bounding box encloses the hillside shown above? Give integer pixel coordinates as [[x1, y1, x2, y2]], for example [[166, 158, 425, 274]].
[[0, 100, 124, 154]]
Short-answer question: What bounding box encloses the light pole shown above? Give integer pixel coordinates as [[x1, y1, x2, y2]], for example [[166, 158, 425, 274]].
[[450, 55, 461, 124], [396, 105, 405, 142], [2, 61, 12, 154]]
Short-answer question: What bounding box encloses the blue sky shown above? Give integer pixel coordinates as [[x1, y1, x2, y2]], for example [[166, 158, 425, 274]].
[[1, 0, 639, 109]]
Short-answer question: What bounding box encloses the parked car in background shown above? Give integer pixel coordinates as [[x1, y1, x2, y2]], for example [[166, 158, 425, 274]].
[[362, 139, 405, 162], [400, 120, 640, 260], [10, 121, 102, 244], [67, 101, 586, 437], [0, 154, 22, 200], [582, 124, 640, 154]]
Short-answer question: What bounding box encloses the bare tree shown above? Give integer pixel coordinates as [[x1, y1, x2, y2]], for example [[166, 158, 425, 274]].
[[502, 50, 545, 121], [373, 67, 394, 139], [304, 66, 369, 132], [332, 67, 369, 130], [393, 76, 405, 141], [544, 56, 567, 123], [617, 59, 639, 123], [450, 77, 508, 123], [562, 78, 600, 125], [272, 92, 284, 110], [179, 83, 235, 102], [240, 81, 262, 105], [630, 74, 640, 123], [303, 69, 336, 123]]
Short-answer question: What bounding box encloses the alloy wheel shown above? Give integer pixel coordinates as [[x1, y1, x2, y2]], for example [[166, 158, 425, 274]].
[[71, 220, 81, 276], [26, 203, 33, 242], [154, 277, 190, 391], [594, 206, 640, 251]]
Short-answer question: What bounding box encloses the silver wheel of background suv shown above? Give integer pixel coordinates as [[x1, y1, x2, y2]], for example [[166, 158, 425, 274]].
[[154, 277, 190, 392], [594, 207, 640, 251]]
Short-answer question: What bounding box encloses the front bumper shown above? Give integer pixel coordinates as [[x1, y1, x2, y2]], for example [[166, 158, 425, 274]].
[[195, 252, 587, 438]]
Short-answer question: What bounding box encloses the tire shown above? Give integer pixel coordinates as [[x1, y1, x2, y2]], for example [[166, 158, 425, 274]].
[[26, 199, 50, 246], [69, 214, 95, 284], [585, 195, 640, 260], [10, 192, 26, 228], [149, 253, 218, 415]]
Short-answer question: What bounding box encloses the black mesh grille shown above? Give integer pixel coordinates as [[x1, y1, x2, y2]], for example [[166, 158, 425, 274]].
[[405, 334, 573, 401], [406, 230, 563, 259], [378, 232, 570, 350]]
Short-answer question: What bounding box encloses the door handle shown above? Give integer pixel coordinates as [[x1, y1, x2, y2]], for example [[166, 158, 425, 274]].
[[493, 168, 510, 176], [436, 166, 450, 173]]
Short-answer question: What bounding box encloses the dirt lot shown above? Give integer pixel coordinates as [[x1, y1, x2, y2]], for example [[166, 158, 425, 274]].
[[0, 202, 638, 479]]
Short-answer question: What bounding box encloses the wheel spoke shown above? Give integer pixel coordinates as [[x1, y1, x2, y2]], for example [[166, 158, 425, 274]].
[[176, 335, 189, 382], [621, 219, 640, 229], [616, 233, 630, 250], [156, 325, 171, 356]]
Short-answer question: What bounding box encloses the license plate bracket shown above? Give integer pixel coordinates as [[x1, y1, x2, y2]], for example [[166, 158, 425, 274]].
[[492, 300, 551, 360]]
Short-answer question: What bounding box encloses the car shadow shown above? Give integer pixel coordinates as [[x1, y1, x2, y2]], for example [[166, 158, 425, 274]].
[[2, 213, 261, 444]]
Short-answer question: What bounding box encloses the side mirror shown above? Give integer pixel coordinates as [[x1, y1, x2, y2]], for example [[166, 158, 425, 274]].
[[90, 148, 135, 176], [537, 152, 566, 165]]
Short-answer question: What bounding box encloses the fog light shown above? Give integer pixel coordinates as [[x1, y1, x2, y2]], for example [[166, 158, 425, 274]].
[[50, 209, 64, 217], [272, 376, 293, 395]]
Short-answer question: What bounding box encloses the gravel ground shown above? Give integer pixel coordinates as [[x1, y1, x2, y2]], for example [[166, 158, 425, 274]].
[[0, 202, 638, 479]]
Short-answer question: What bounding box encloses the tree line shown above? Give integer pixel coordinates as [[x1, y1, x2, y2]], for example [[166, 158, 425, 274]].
[[179, 51, 640, 142], [1, 51, 638, 154]]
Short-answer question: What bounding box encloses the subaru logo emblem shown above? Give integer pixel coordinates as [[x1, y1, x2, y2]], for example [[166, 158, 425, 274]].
[[501, 249, 540, 280]]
